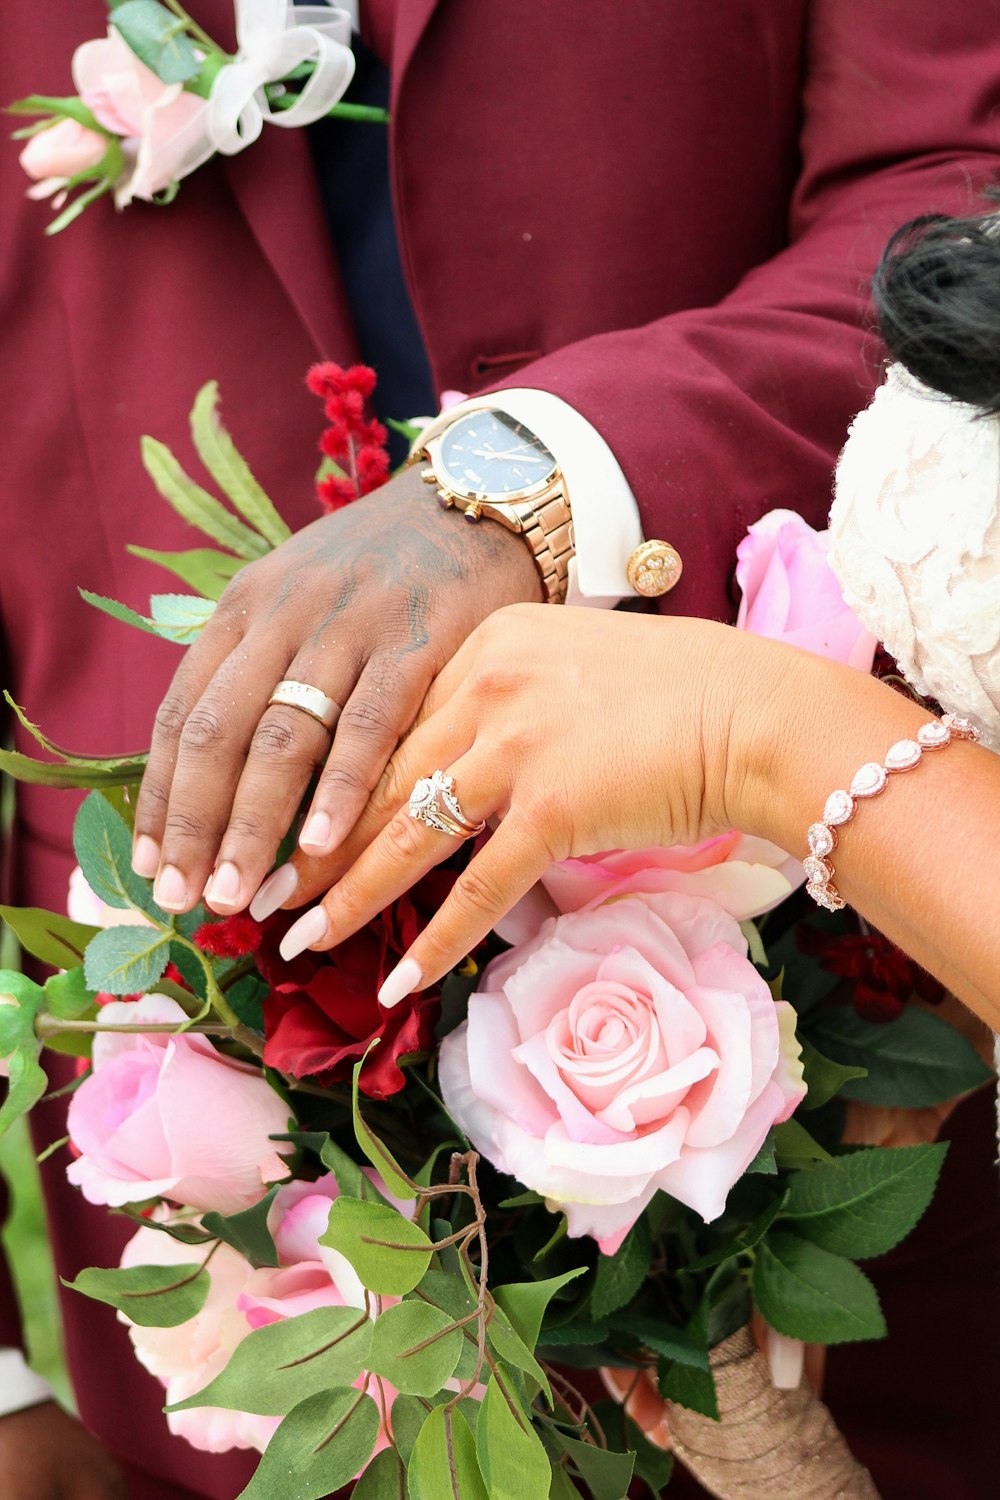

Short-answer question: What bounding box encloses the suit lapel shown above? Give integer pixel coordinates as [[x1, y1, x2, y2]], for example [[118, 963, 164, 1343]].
[[388, 0, 441, 109]]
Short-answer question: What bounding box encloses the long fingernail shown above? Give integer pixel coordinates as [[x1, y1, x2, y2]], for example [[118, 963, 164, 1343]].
[[279, 905, 329, 961], [154, 864, 188, 913], [378, 957, 423, 1009], [132, 835, 161, 879], [766, 1328, 805, 1390], [299, 810, 332, 852], [249, 863, 299, 921], [204, 861, 242, 912]]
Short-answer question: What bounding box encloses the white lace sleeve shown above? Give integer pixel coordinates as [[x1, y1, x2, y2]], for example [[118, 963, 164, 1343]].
[[828, 364, 1000, 752]]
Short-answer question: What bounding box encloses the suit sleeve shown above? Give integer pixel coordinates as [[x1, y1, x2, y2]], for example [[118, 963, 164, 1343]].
[[492, 0, 1000, 620]]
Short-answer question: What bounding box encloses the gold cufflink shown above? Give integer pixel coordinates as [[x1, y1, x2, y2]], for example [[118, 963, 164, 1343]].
[[626, 539, 683, 597]]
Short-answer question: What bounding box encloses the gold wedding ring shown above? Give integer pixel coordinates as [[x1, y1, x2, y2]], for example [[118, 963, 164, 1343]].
[[267, 680, 340, 732], [409, 770, 486, 838]]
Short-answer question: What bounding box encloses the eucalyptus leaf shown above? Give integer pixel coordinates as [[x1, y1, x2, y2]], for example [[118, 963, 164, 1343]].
[[84, 923, 171, 996], [237, 1387, 380, 1500], [322, 1196, 432, 1295], [141, 436, 269, 559], [168, 1305, 372, 1415], [351, 1448, 406, 1499], [782, 1143, 947, 1259], [753, 1229, 886, 1344], [408, 1404, 489, 1500], [64, 1261, 210, 1327], [368, 1299, 463, 1396], [352, 1050, 416, 1200], [495, 1267, 587, 1352], [190, 382, 291, 547], [476, 1375, 551, 1500]]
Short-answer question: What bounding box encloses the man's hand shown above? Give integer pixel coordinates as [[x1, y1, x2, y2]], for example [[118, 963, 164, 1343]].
[[0, 1403, 127, 1499], [131, 464, 541, 915]]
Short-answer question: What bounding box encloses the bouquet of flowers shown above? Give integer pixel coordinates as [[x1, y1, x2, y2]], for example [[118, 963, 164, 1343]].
[[0, 373, 991, 1499]]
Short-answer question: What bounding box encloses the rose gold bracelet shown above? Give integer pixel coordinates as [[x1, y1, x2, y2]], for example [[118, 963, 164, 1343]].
[[804, 713, 980, 911]]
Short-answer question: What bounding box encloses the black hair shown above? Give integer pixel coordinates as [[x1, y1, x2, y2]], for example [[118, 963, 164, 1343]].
[[873, 202, 1000, 415]]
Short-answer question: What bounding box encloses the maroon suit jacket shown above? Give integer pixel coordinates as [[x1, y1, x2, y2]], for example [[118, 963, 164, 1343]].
[[2, 2, 1000, 1495]]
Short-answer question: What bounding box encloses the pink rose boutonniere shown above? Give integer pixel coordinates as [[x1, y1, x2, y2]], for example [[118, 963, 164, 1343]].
[[439, 893, 806, 1255]]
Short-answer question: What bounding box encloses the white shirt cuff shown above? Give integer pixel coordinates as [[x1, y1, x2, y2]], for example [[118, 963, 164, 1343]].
[[0, 1348, 54, 1418], [438, 389, 643, 605]]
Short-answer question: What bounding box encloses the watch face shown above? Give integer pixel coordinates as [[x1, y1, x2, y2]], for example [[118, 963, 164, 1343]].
[[437, 411, 557, 498]]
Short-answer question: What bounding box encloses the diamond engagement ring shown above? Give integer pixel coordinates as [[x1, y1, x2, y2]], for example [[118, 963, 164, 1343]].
[[267, 680, 340, 732], [408, 770, 486, 838]]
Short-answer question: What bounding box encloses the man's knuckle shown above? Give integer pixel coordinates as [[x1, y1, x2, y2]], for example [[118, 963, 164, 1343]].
[[227, 809, 267, 843], [179, 705, 229, 754], [164, 807, 214, 843], [319, 762, 366, 798], [341, 697, 393, 739], [153, 695, 190, 741], [250, 714, 301, 760]]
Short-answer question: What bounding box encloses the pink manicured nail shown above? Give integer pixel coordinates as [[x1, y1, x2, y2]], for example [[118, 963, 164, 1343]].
[[279, 905, 329, 960], [299, 810, 333, 851], [204, 861, 242, 912], [249, 863, 299, 921], [132, 835, 161, 879], [766, 1328, 805, 1390], [154, 864, 188, 912], [378, 957, 423, 1009]]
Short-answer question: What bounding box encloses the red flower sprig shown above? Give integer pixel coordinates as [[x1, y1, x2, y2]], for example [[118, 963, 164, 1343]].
[[307, 361, 391, 513], [797, 924, 944, 1023], [194, 915, 264, 959]]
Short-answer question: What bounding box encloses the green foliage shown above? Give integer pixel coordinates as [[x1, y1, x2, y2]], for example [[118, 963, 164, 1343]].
[[64, 1260, 211, 1327], [351, 1448, 406, 1499], [126, 544, 245, 600], [476, 1376, 551, 1500], [352, 1051, 417, 1200], [609, 1312, 710, 1372], [657, 1355, 720, 1421], [772, 1117, 835, 1168], [236, 1387, 380, 1500], [190, 382, 292, 548], [752, 1229, 885, 1343], [367, 1299, 463, 1395], [79, 588, 217, 645], [168, 1306, 372, 1416], [590, 1216, 651, 1320], [141, 436, 269, 560], [808, 1006, 991, 1107], [111, 1, 202, 84], [322, 1197, 432, 1295], [781, 1143, 947, 1259], [495, 1267, 587, 1351], [201, 1186, 282, 1268], [0, 907, 99, 972], [0, 972, 49, 1137], [73, 792, 162, 918], [408, 1404, 489, 1500], [84, 923, 171, 995], [798, 1035, 868, 1111], [549, 1431, 635, 1500]]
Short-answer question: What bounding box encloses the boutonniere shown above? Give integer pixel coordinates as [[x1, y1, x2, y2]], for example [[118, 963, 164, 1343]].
[[8, 1, 386, 233]]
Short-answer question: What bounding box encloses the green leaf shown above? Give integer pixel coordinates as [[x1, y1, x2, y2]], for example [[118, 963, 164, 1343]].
[[782, 1143, 947, 1259], [352, 1050, 417, 1200], [798, 1035, 868, 1111], [237, 1387, 380, 1500], [487, 1305, 551, 1404], [753, 1229, 886, 1344], [352, 1448, 406, 1500], [84, 923, 171, 995], [475, 1376, 551, 1500], [591, 1216, 651, 1320], [43, 965, 97, 1021], [772, 1117, 835, 1168], [548, 1467, 581, 1500], [608, 1312, 709, 1371], [73, 791, 162, 918], [745, 1133, 777, 1174], [322, 1196, 432, 1295], [494, 1268, 587, 1352], [0, 972, 48, 1136], [141, 436, 269, 560], [201, 1186, 282, 1269], [0, 745, 146, 789], [64, 1261, 210, 1327], [111, 0, 201, 84], [3, 692, 146, 772], [552, 1431, 634, 1500], [168, 1305, 372, 1415], [0, 1045, 50, 1138], [77, 590, 160, 639], [126, 544, 245, 600], [190, 382, 291, 548], [808, 1007, 992, 1107], [658, 1356, 720, 1421], [149, 592, 218, 642], [408, 1404, 489, 1500], [368, 1299, 463, 1396], [0, 906, 100, 970], [320, 1133, 388, 1204]]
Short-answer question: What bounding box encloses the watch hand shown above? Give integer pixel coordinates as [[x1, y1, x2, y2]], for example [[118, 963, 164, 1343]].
[[471, 447, 547, 463]]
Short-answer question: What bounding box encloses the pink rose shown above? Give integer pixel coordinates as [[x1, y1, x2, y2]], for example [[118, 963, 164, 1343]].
[[72, 29, 210, 206], [68, 863, 152, 931], [19, 119, 109, 198], [736, 509, 877, 671], [67, 995, 292, 1214], [120, 1174, 395, 1456], [439, 894, 806, 1254]]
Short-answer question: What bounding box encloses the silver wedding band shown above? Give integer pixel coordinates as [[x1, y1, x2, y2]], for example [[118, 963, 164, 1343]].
[[409, 770, 486, 839], [267, 680, 340, 732]]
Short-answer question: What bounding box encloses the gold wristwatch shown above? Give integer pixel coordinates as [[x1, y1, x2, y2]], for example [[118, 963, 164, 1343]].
[[410, 408, 574, 603]]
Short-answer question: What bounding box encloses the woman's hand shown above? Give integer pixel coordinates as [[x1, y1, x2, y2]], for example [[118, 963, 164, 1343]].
[[266, 605, 745, 997]]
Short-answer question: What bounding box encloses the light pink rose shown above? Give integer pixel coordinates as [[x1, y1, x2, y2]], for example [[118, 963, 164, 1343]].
[[19, 119, 108, 196], [120, 1174, 395, 1456], [439, 894, 806, 1254], [72, 29, 210, 205], [68, 863, 152, 931], [66, 995, 292, 1213], [735, 509, 877, 671]]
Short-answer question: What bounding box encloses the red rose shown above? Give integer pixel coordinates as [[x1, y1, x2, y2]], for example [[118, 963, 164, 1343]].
[[257, 870, 456, 1099]]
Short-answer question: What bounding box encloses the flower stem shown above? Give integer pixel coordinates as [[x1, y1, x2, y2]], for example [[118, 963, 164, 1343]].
[[160, 0, 218, 53]]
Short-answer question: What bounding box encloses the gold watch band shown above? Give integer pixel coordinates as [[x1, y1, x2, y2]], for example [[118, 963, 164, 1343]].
[[510, 491, 574, 603]]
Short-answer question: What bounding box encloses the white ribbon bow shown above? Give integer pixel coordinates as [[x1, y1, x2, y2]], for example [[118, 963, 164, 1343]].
[[207, 0, 356, 155]]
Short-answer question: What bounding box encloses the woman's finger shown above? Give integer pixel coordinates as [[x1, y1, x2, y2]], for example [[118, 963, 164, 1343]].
[[277, 746, 503, 960]]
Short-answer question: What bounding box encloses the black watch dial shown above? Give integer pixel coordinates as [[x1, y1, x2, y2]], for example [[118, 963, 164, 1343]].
[[437, 411, 557, 498]]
